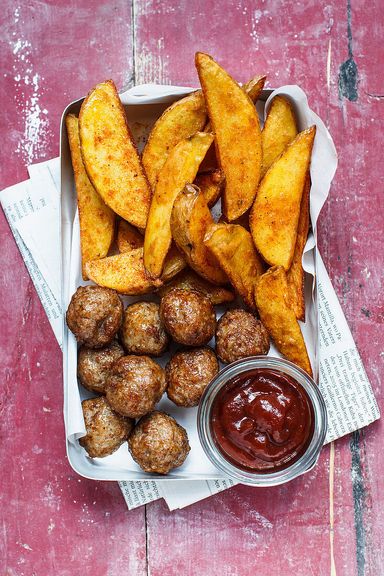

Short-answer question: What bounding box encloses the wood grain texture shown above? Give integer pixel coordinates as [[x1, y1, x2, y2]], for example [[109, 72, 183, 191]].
[[0, 0, 383, 574], [0, 3, 147, 576]]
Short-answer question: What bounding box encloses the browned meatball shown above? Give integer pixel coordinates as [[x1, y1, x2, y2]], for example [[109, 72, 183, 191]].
[[106, 355, 166, 418], [166, 347, 219, 407], [79, 397, 134, 458], [128, 411, 190, 474], [160, 288, 216, 346], [77, 341, 125, 394], [66, 285, 123, 348], [120, 302, 169, 356], [216, 309, 270, 364]]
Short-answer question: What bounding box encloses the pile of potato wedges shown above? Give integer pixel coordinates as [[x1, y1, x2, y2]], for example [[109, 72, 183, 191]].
[[66, 52, 316, 376]]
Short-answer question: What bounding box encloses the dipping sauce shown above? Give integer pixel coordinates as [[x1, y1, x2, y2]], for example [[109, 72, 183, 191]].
[[211, 368, 314, 473]]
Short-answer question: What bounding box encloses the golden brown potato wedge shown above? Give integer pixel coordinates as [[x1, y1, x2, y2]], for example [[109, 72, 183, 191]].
[[196, 52, 262, 221], [261, 95, 298, 178], [161, 244, 187, 282], [243, 74, 267, 102], [287, 173, 311, 321], [204, 223, 264, 310], [254, 266, 312, 376], [143, 131, 214, 279], [194, 169, 224, 207], [171, 184, 228, 284], [142, 91, 206, 190], [250, 126, 316, 270], [66, 114, 115, 280], [117, 220, 144, 253], [85, 246, 185, 295], [79, 80, 151, 229], [159, 269, 235, 305]]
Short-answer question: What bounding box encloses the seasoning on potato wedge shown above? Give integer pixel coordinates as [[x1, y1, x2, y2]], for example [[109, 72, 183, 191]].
[[254, 266, 312, 376], [85, 246, 185, 295], [287, 173, 311, 321], [250, 125, 316, 270], [144, 131, 214, 279], [204, 222, 264, 310], [142, 90, 207, 190], [117, 220, 143, 253], [79, 80, 151, 229], [171, 184, 228, 285], [66, 114, 115, 280], [261, 95, 298, 178], [194, 169, 224, 207], [196, 52, 262, 221], [159, 269, 235, 305]]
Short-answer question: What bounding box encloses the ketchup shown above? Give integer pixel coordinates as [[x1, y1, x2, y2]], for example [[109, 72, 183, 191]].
[[211, 369, 314, 473]]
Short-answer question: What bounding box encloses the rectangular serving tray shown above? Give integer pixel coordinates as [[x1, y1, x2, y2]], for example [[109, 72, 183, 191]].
[[60, 84, 319, 481]]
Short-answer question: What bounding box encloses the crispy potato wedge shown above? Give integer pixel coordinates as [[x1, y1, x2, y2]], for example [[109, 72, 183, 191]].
[[142, 91, 206, 190], [66, 114, 115, 280], [204, 223, 264, 310], [287, 173, 311, 321], [79, 80, 151, 229], [171, 184, 228, 284], [243, 74, 267, 102], [161, 244, 187, 282], [117, 220, 144, 253], [254, 266, 312, 376], [85, 246, 185, 295], [196, 52, 262, 221], [159, 269, 235, 305], [143, 131, 214, 279], [250, 126, 316, 270], [261, 95, 298, 178], [194, 169, 224, 207]]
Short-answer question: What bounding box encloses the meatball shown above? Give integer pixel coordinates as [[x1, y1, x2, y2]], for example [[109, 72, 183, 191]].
[[216, 309, 270, 364], [128, 411, 190, 474], [120, 302, 169, 356], [66, 285, 123, 348], [77, 341, 125, 394], [106, 355, 166, 418], [160, 288, 216, 346], [79, 397, 134, 458], [166, 347, 219, 407]]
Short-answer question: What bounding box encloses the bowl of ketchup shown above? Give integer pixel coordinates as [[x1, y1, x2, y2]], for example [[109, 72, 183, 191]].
[[198, 356, 327, 486]]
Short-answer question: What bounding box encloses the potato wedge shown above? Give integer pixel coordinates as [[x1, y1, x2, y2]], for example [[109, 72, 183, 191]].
[[250, 126, 316, 270], [159, 269, 235, 305], [143, 131, 214, 279], [66, 114, 115, 280], [79, 80, 151, 229], [171, 184, 228, 284], [287, 173, 311, 321], [261, 95, 298, 178], [85, 246, 185, 295], [142, 91, 206, 190], [196, 52, 262, 221], [243, 74, 267, 102], [204, 223, 264, 310], [161, 244, 187, 282], [194, 169, 224, 207], [117, 220, 144, 253], [254, 266, 312, 376]]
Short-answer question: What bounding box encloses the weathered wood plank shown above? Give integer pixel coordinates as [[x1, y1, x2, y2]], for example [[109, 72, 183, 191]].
[[0, 2, 147, 575]]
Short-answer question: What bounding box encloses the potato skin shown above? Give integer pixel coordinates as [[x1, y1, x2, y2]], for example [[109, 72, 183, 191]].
[[216, 309, 270, 364], [128, 411, 190, 474], [120, 302, 169, 356], [160, 288, 216, 346], [66, 285, 123, 348], [106, 355, 166, 418], [79, 397, 134, 458], [78, 341, 125, 394], [166, 347, 219, 407]]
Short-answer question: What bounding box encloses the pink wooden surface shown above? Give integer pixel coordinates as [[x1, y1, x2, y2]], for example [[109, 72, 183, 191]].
[[0, 1, 383, 575]]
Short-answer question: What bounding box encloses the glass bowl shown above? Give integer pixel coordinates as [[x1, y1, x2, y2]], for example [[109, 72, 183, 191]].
[[198, 356, 327, 486]]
